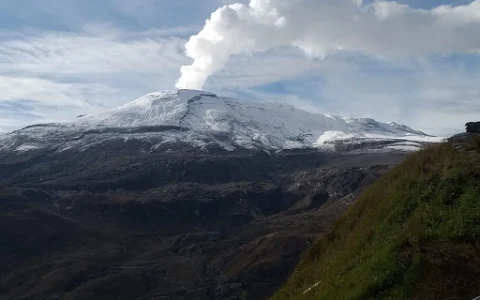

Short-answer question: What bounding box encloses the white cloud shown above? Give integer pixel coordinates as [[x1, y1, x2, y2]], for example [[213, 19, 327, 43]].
[[0, 26, 191, 130], [176, 0, 480, 89], [0, 28, 188, 77], [0, 76, 118, 108], [432, 0, 480, 21]]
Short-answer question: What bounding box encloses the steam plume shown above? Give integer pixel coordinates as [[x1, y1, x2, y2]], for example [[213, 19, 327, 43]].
[[176, 0, 480, 90]]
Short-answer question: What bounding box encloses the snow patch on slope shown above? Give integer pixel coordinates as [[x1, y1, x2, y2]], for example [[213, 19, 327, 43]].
[[15, 144, 41, 152]]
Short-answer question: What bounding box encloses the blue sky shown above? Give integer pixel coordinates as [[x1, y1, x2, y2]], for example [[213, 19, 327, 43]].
[[0, 0, 479, 135]]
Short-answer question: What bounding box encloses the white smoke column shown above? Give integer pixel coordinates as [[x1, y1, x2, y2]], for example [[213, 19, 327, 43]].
[[176, 0, 295, 90], [176, 0, 480, 90]]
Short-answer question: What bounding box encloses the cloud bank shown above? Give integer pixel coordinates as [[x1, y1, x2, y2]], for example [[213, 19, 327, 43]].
[[0, 26, 190, 124], [176, 0, 480, 89]]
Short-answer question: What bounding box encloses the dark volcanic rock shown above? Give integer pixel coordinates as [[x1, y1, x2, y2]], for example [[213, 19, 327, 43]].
[[0, 147, 407, 300], [466, 122, 480, 133]]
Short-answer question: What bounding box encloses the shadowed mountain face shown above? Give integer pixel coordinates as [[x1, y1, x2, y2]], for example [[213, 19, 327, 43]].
[[0, 141, 408, 300]]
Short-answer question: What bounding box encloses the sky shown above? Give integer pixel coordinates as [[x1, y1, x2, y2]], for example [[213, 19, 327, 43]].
[[0, 0, 479, 136]]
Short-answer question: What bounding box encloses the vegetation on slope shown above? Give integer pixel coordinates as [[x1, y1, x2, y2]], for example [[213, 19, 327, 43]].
[[272, 137, 480, 300]]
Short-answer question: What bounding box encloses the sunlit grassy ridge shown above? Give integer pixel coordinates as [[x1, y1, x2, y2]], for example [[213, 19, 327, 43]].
[[271, 137, 480, 300]]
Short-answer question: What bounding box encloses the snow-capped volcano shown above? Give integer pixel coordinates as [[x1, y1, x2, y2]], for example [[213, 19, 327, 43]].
[[0, 89, 442, 153]]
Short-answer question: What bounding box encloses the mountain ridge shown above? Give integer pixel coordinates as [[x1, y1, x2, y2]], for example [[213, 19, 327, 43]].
[[0, 89, 442, 154]]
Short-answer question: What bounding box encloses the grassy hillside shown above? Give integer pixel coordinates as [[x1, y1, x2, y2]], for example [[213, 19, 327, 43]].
[[271, 137, 480, 300]]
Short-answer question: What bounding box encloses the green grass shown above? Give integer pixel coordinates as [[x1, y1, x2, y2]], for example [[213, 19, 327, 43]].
[[271, 138, 480, 300]]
